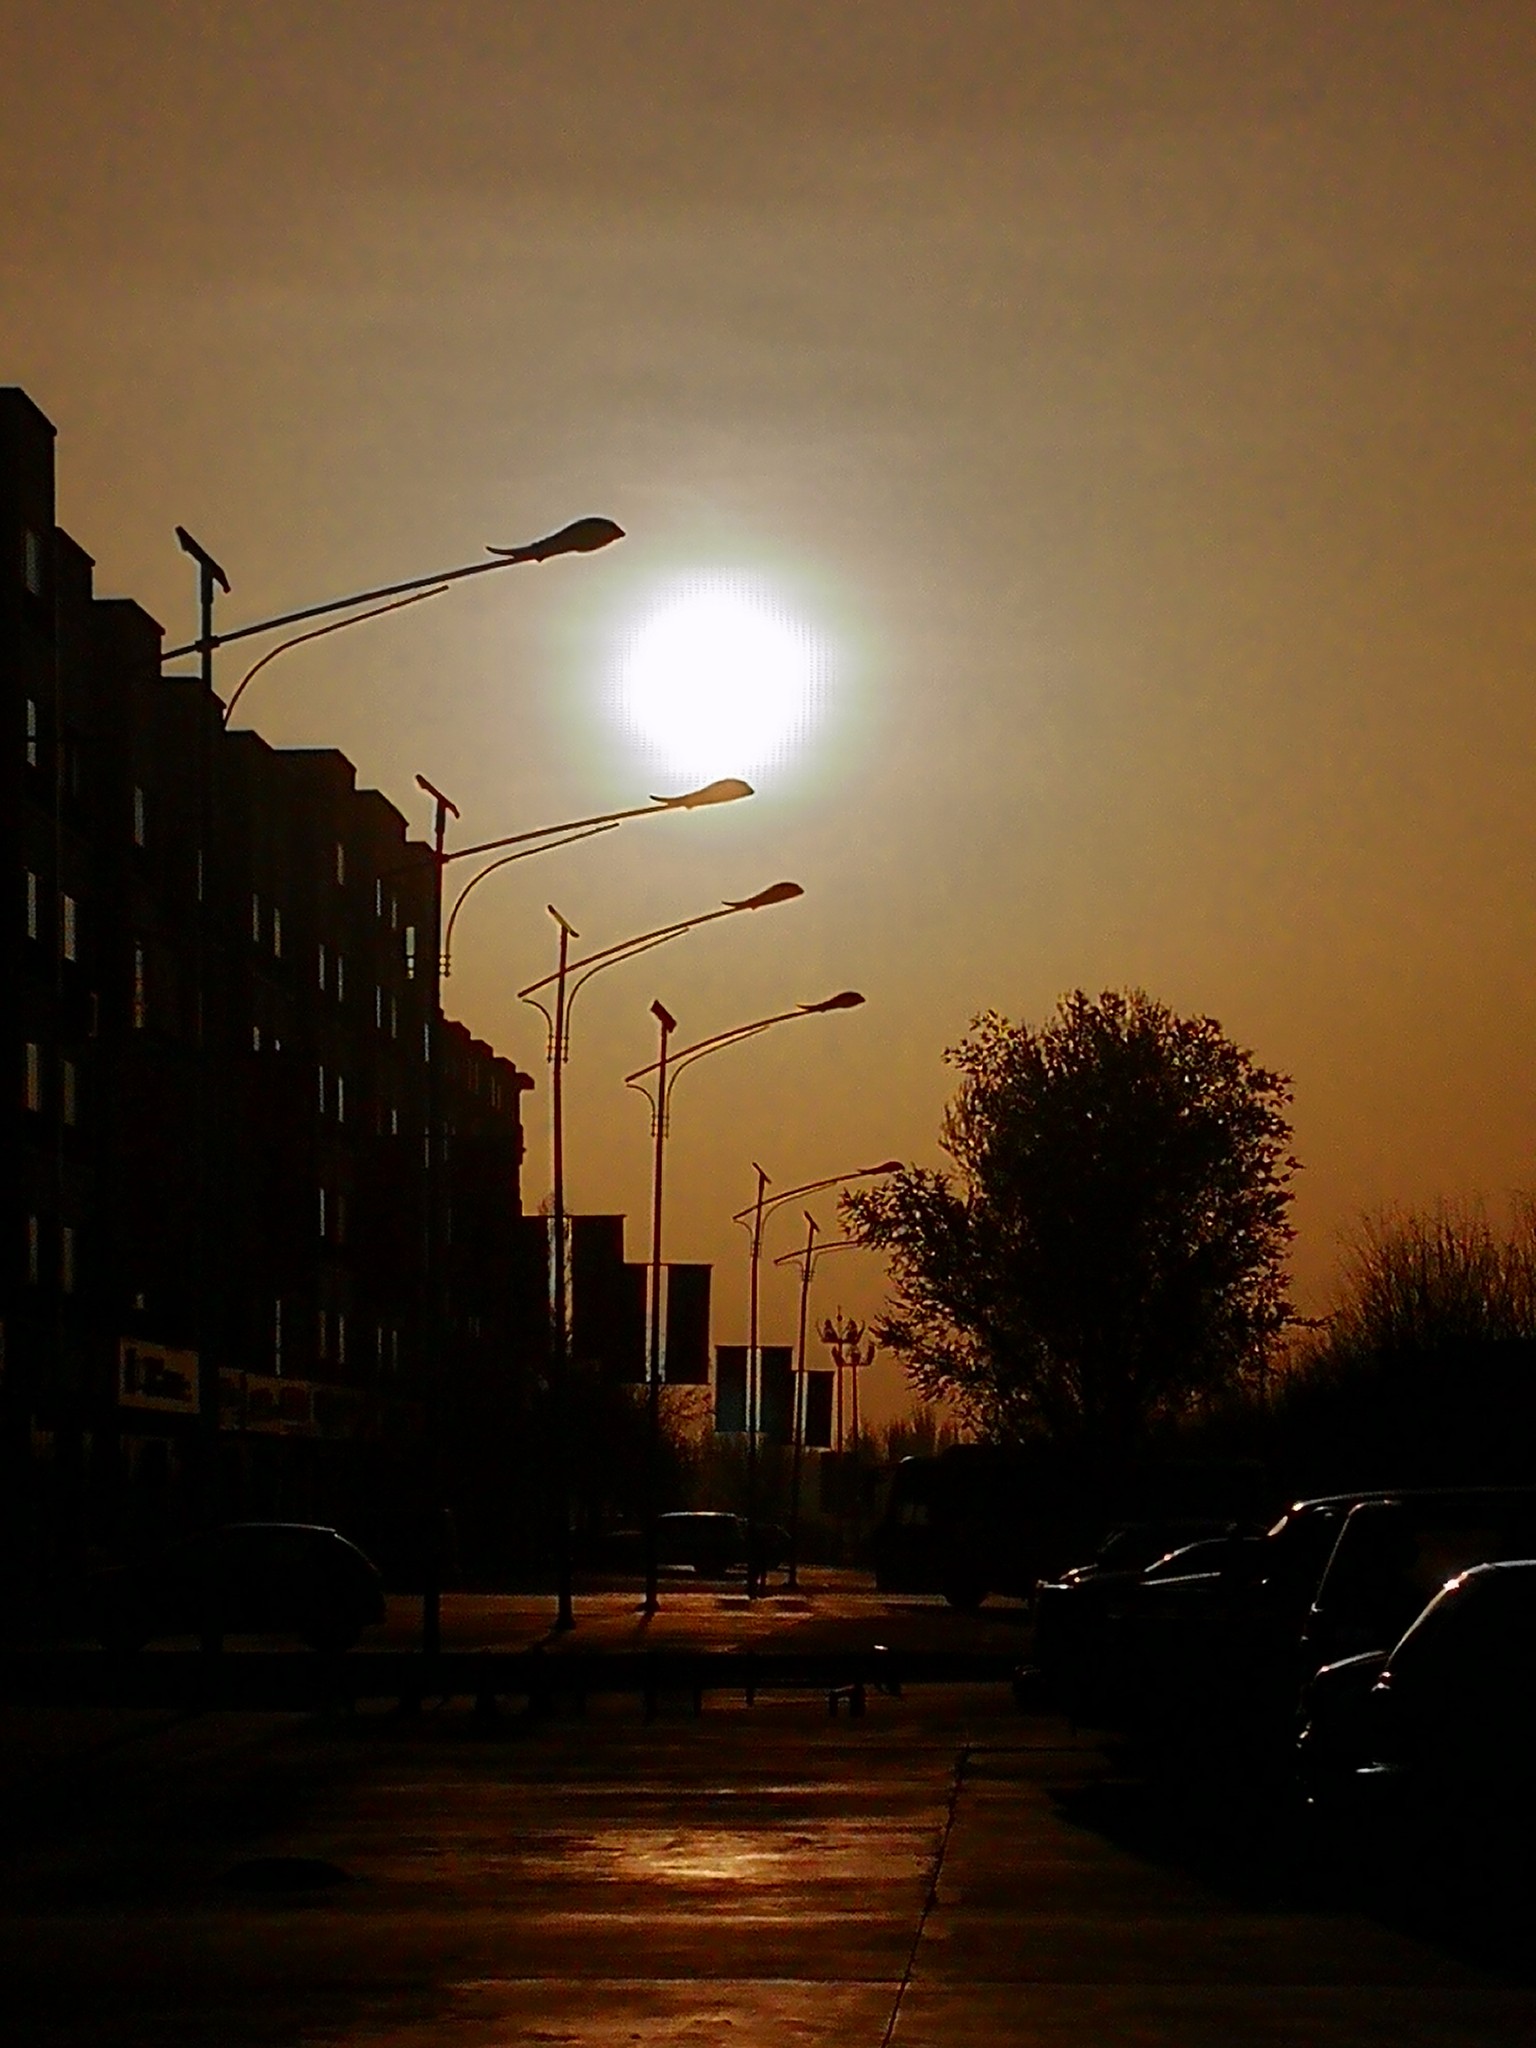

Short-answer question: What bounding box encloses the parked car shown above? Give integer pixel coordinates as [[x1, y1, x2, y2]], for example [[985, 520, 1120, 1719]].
[[88, 1522, 386, 1653], [653, 1512, 788, 1578], [1110, 1486, 1536, 1757], [1296, 1559, 1536, 1861], [1298, 1488, 1536, 1678], [872, 1446, 1263, 1610], [1091, 1493, 1388, 1743], [1033, 1522, 1253, 1715]]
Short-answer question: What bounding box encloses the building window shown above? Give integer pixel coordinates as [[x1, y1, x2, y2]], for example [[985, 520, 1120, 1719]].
[[132, 786, 147, 847], [61, 1059, 78, 1127], [251, 1024, 262, 1053], [132, 943, 147, 1030], [334, 952, 344, 1003], [334, 841, 346, 887], [195, 848, 204, 903], [390, 993, 398, 1039], [336, 1311, 347, 1366], [374, 878, 384, 919], [60, 1224, 77, 1295], [317, 1064, 327, 1117], [272, 906, 283, 958], [318, 1186, 328, 1239], [423, 1022, 431, 1065], [374, 984, 383, 1030], [390, 1103, 399, 1137], [403, 926, 417, 978], [273, 1296, 284, 1375], [27, 1216, 41, 1286], [25, 870, 39, 941], [24, 1042, 42, 1112], [317, 942, 327, 993], [251, 893, 262, 944], [25, 697, 40, 769], [22, 526, 43, 595], [335, 1072, 345, 1125], [60, 894, 78, 962], [390, 891, 398, 930]]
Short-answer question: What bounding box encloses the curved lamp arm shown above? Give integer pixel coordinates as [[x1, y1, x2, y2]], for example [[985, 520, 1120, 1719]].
[[221, 584, 446, 726], [442, 824, 619, 977]]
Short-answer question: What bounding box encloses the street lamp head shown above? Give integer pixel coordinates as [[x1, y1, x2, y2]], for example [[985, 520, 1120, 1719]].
[[801, 990, 866, 1013], [654, 777, 755, 810], [486, 516, 625, 562], [867, 1159, 903, 1175], [726, 881, 804, 911], [651, 999, 678, 1032]]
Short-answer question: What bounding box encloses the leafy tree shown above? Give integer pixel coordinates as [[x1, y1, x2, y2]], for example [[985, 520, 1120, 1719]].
[[844, 991, 1297, 1454]]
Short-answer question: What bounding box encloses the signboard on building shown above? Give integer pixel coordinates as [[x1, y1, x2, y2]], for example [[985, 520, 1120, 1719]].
[[240, 1373, 316, 1435], [118, 1339, 199, 1415]]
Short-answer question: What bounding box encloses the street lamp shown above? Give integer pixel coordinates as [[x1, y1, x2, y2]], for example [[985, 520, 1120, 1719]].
[[164, 515, 625, 671], [821, 1311, 881, 1453], [730, 1150, 900, 1598], [441, 780, 756, 977], [165, 515, 621, 1635], [409, 778, 757, 1655], [518, 874, 802, 1630], [772, 1227, 864, 1590], [623, 987, 861, 1615]]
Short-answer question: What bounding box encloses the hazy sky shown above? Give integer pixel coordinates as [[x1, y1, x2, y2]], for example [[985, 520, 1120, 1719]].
[[6, 3, 1536, 1421]]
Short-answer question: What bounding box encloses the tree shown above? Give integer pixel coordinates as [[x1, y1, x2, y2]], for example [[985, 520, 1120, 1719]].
[[1257, 1198, 1536, 1492], [843, 991, 1297, 1454]]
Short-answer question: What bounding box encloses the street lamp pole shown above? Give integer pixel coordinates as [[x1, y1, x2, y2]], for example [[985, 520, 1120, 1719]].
[[174, 527, 230, 1661], [786, 1213, 818, 1593], [417, 774, 460, 1661], [744, 1163, 771, 1598], [641, 999, 676, 1615], [625, 993, 873, 1610], [772, 1226, 861, 1591], [548, 907, 578, 1630], [731, 1153, 899, 1598], [518, 872, 801, 1630]]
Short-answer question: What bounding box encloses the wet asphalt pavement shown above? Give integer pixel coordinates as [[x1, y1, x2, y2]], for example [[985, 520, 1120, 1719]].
[[3, 1589, 1534, 2046]]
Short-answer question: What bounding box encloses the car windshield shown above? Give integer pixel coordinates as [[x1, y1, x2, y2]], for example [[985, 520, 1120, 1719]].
[[1387, 1564, 1536, 1689]]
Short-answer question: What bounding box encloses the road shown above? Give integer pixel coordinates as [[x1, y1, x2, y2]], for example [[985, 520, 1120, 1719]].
[[3, 1673, 1532, 2045]]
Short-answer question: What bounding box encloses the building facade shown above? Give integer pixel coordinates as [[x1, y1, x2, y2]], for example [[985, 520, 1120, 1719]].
[[2, 388, 535, 1591]]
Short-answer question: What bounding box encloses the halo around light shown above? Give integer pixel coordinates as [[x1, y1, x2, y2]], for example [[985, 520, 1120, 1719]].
[[613, 575, 827, 782]]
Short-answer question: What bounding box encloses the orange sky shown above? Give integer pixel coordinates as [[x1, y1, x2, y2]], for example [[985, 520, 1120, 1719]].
[[6, 4, 1536, 1423]]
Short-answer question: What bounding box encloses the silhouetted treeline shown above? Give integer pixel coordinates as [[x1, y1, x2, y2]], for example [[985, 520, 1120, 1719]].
[[1184, 1201, 1536, 1501]]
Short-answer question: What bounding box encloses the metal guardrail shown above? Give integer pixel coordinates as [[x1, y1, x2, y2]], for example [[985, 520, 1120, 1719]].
[[0, 1646, 1018, 1716]]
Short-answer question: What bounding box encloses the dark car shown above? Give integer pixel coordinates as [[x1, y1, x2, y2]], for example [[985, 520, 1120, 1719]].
[[89, 1522, 386, 1653], [1297, 1559, 1536, 1861], [1096, 1493, 1390, 1743], [1298, 1488, 1536, 1679], [653, 1512, 787, 1579], [1118, 1488, 1536, 1760], [1033, 1523, 1253, 1715]]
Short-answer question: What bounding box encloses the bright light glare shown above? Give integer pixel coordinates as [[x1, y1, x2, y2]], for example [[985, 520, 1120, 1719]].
[[615, 576, 825, 781]]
